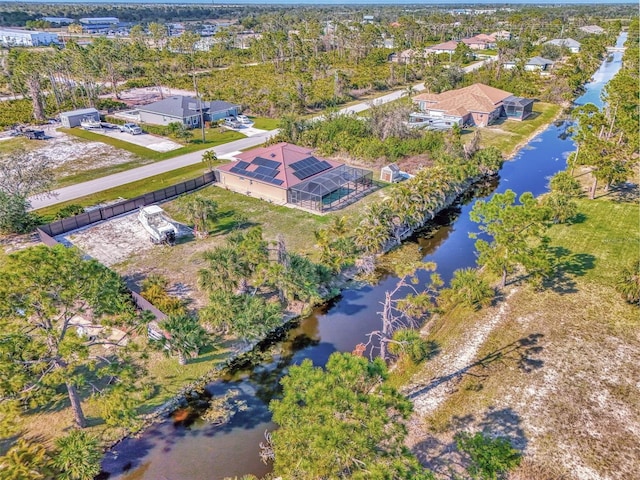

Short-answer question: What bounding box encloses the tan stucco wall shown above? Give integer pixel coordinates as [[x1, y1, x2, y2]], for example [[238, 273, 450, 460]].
[[218, 171, 287, 204]]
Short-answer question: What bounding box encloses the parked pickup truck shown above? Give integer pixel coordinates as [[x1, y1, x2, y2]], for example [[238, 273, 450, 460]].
[[119, 123, 143, 135]]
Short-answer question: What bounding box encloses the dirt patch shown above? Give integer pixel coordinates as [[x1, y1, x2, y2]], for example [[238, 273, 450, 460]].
[[31, 127, 139, 175], [57, 211, 192, 267], [100, 86, 196, 107]]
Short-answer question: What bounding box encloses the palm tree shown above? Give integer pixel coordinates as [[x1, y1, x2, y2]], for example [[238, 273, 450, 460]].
[[0, 439, 55, 480], [202, 150, 218, 172], [183, 196, 218, 238], [198, 247, 243, 293], [387, 328, 431, 364], [443, 268, 494, 311], [52, 430, 102, 480], [159, 314, 209, 365], [616, 259, 640, 305]]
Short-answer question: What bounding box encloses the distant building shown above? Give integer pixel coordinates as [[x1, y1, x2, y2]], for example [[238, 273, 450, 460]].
[[544, 38, 581, 53], [79, 17, 120, 33], [425, 40, 459, 55], [137, 96, 240, 127], [492, 30, 512, 41], [0, 28, 59, 47], [41, 16, 74, 25], [363, 15, 375, 24], [60, 108, 100, 128], [503, 56, 555, 72], [462, 34, 496, 50], [579, 25, 605, 35]]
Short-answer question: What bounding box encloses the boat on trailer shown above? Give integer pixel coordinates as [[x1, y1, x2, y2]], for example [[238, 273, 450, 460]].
[[138, 205, 178, 245]]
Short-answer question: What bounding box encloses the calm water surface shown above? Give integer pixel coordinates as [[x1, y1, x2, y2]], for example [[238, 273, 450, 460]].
[[103, 33, 626, 480]]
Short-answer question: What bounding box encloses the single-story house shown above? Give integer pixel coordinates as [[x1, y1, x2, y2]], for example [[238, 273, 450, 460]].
[[492, 30, 512, 41], [137, 96, 241, 127], [503, 56, 554, 72], [59, 107, 100, 128], [216, 142, 373, 212], [579, 25, 605, 35], [544, 38, 581, 53], [389, 48, 418, 63], [413, 83, 531, 126], [425, 40, 459, 55], [462, 34, 496, 50]]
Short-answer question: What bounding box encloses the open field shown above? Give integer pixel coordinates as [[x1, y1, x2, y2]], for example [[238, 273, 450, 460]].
[[403, 195, 639, 479], [471, 102, 563, 157]]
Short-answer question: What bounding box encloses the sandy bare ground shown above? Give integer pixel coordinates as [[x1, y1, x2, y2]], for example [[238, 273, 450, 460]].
[[404, 288, 518, 418], [35, 127, 138, 172], [57, 211, 192, 267], [100, 86, 197, 107], [404, 282, 640, 480]]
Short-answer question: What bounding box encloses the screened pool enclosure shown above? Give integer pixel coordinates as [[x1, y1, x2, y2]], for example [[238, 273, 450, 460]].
[[287, 165, 374, 212]]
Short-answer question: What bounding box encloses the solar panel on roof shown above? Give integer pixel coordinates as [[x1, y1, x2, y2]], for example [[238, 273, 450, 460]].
[[255, 166, 279, 177], [235, 161, 250, 170], [253, 157, 280, 169]]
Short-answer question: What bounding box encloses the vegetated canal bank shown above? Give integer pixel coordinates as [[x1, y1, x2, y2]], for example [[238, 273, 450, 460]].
[[101, 34, 626, 480]]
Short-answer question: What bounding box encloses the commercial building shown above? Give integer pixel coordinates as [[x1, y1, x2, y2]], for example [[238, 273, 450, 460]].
[[0, 28, 59, 47]]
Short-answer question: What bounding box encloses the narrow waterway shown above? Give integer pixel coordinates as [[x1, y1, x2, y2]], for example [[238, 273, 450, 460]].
[[102, 33, 626, 480]]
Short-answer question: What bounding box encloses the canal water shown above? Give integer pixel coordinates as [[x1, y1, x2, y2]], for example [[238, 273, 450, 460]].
[[102, 33, 626, 480]]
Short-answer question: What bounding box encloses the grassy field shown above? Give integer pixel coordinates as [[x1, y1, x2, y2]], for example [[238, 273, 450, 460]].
[[469, 102, 563, 157], [402, 193, 639, 479], [250, 116, 280, 130]]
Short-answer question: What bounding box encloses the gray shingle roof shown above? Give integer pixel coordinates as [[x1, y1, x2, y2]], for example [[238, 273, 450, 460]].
[[527, 56, 554, 66], [137, 96, 240, 119]]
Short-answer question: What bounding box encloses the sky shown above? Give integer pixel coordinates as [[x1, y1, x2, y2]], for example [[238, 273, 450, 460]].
[[11, 0, 640, 4]]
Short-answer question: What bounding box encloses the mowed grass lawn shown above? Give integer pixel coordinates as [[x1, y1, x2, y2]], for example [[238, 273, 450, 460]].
[[403, 194, 640, 478], [469, 102, 562, 156]]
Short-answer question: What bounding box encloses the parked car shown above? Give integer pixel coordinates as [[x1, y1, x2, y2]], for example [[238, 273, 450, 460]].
[[120, 123, 143, 135], [223, 118, 241, 128], [236, 114, 253, 125]]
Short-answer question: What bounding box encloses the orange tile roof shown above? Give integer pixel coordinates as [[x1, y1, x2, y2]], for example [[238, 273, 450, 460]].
[[413, 83, 512, 117]]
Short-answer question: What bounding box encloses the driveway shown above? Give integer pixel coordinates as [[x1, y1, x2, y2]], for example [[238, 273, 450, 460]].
[[89, 128, 183, 152]]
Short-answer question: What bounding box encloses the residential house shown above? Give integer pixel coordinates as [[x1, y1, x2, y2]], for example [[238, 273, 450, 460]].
[[579, 25, 605, 35], [425, 40, 459, 55], [544, 38, 581, 53], [462, 34, 496, 50], [492, 30, 512, 41], [503, 56, 554, 72], [389, 48, 417, 63], [137, 96, 240, 127], [413, 83, 532, 127], [216, 142, 373, 212]]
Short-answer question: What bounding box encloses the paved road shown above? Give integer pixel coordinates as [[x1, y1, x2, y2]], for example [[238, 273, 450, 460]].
[[30, 56, 495, 210], [29, 130, 275, 209]]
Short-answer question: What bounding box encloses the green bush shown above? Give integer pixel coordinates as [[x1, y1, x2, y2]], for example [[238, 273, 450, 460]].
[[54, 204, 85, 220], [456, 432, 522, 480]]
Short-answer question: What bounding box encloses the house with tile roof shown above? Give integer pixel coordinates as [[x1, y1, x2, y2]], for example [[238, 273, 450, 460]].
[[137, 96, 240, 127], [413, 83, 532, 127], [462, 34, 497, 50], [425, 40, 459, 55], [216, 143, 373, 211]]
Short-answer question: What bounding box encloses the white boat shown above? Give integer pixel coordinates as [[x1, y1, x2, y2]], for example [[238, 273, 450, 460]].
[[80, 117, 102, 130], [138, 205, 178, 244]]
